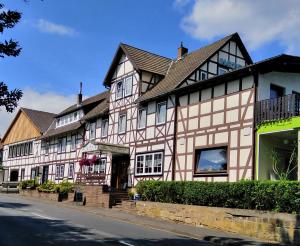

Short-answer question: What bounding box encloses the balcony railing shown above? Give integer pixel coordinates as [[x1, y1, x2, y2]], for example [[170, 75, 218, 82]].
[[255, 94, 300, 126], [76, 172, 106, 185]]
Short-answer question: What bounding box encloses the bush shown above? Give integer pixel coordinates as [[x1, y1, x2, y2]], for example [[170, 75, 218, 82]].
[[136, 180, 300, 213], [19, 179, 38, 190], [57, 180, 74, 194], [37, 180, 58, 193]]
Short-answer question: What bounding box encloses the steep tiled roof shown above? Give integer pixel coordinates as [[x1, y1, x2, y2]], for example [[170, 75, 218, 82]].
[[138, 34, 237, 102], [56, 91, 109, 117], [40, 121, 82, 139], [103, 44, 172, 86], [1, 108, 55, 144], [83, 100, 109, 121], [120, 43, 172, 76], [21, 108, 56, 133]]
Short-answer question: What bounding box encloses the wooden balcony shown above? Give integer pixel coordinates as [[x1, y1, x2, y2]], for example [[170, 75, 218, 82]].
[[255, 94, 300, 125], [76, 172, 106, 186]]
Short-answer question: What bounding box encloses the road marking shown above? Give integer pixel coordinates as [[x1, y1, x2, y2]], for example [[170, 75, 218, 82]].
[[31, 212, 57, 221], [119, 240, 135, 246]]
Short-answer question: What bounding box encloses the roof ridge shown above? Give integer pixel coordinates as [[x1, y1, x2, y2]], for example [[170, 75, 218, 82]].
[[21, 107, 56, 116], [120, 43, 172, 61]]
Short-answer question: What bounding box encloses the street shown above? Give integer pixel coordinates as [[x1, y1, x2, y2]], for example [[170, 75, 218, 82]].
[[0, 194, 215, 246]]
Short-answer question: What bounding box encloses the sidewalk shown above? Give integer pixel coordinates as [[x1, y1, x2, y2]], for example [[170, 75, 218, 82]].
[[13, 194, 282, 246]]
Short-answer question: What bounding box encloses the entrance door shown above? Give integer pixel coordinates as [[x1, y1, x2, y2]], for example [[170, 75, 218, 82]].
[[10, 170, 19, 181], [111, 155, 129, 190], [42, 165, 49, 184]]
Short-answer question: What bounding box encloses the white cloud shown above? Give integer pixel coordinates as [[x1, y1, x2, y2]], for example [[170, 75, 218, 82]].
[[0, 88, 76, 138], [179, 0, 300, 53], [35, 19, 77, 37]]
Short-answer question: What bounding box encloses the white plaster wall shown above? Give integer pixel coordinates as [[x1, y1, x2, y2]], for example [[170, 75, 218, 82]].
[[258, 72, 300, 101]]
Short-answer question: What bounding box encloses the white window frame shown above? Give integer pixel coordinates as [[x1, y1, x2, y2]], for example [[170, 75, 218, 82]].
[[68, 163, 74, 178], [118, 113, 127, 134], [116, 80, 123, 99], [101, 119, 108, 137], [89, 122, 96, 140], [124, 76, 133, 97], [138, 108, 147, 129], [56, 164, 65, 179], [94, 159, 106, 174], [135, 152, 163, 176], [200, 71, 207, 81], [156, 102, 167, 125], [71, 135, 76, 151]]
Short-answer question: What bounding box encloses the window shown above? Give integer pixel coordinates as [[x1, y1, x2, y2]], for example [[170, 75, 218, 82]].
[[136, 155, 144, 174], [94, 159, 106, 174], [71, 135, 76, 151], [135, 152, 163, 176], [270, 84, 285, 99], [24, 143, 29, 156], [57, 139, 63, 153], [56, 164, 65, 179], [156, 102, 167, 124], [58, 138, 66, 153], [116, 81, 123, 99], [45, 141, 49, 154], [17, 145, 21, 157], [74, 112, 78, 120], [124, 76, 133, 96], [194, 147, 228, 174], [101, 119, 108, 137], [68, 163, 74, 178], [28, 142, 33, 155], [118, 113, 126, 134], [200, 71, 207, 81], [138, 108, 147, 129], [218, 67, 227, 75], [89, 122, 96, 139], [31, 168, 37, 180]]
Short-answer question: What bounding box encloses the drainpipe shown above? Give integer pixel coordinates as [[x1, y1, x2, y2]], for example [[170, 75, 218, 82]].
[[171, 96, 179, 181], [252, 71, 259, 180]]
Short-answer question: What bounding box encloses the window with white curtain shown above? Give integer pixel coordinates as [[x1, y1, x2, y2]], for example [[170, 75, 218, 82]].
[[135, 152, 163, 175], [124, 76, 133, 96], [101, 119, 108, 137], [118, 113, 127, 134], [138, 108, 146, 129], [156, 102, 167, 124]]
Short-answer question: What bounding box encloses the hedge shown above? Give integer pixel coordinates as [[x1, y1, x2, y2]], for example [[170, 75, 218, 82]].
[[136, 180, 300, 213], [20, 180, 74, 194]]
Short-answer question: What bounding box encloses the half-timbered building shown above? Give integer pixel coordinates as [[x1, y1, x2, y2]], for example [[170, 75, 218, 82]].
[[2, 32, 300, 186], [1, 108, 55, 182]]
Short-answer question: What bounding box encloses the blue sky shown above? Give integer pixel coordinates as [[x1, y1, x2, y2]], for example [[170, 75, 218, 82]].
[[1, 0, 300, 135]]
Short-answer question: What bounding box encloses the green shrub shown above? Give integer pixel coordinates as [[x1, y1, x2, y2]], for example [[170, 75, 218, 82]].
[[19, 179, 38, 190], [37, 180, 58, 193], [136, 180, 300, 213], [57, 180, 74, 194]]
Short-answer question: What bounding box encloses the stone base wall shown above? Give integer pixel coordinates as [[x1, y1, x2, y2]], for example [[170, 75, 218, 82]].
[[134, 201, 300, 244], [19, 189, 60, 202], [76, 185, 110, 208]]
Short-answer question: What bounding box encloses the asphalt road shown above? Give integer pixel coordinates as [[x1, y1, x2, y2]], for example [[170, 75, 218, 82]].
[[0, 194, 215, 246]]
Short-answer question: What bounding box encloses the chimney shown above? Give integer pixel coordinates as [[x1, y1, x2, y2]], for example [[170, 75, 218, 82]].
[[177, 41, 188, 60], [77, 82, 83, 106]]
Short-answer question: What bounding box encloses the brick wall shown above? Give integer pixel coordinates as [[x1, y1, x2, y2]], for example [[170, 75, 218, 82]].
[[77, 185, 111, 208]]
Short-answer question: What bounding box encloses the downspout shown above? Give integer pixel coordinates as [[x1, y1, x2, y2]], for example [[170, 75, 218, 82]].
[[252, 71, 259, 180], [171, 95, 179, 181]]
